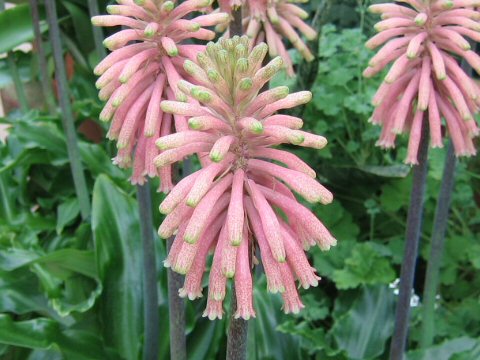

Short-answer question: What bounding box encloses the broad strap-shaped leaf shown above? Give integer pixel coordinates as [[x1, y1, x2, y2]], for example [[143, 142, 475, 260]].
[[92, 175, 144, 360], [0, 4, 48, 53], [248, 278, 302, 360], [0, 314, 118, 359], [0, 248, 102, 317], [407, 337, 478, 360], [331, 285, 395, 360]]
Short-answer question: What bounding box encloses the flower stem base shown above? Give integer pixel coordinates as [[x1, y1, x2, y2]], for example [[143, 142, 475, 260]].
[[389, 120, 429, 359], [226, 283, 249, 360]]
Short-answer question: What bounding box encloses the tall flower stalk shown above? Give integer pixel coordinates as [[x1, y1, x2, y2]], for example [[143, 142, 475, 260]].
[[30, 0, 56, 115], [421, 56, 475, 348], [365, 1, 480, 357], [224, 8, 249, 360], [46, 0, 91, 220], [420, 141, 456, 348], [157, 36, 336, 323]]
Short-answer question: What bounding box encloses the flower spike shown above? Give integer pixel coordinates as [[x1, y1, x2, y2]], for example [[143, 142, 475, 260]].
[[157, 37, 336, 318], [365, 0, 480, 163], [93, 0, 229, 186]]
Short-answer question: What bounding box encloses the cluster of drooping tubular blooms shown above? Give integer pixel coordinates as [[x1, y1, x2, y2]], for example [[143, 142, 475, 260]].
[[364, 0, 480, 164], [155, 36, 336, 320], [92, 0, 229, 188], [218, 0, 316, 75]]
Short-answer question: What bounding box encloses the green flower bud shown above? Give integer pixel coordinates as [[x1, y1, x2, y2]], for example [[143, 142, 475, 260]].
[[236, 58, 249, 74], [161, 1, 174, 12], [191, 87, 212, 103], [207, 69, 220, 83], [239, 77, 253, 91]]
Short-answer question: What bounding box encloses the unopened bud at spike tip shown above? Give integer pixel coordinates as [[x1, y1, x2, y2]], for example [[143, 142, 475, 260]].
[[161, 1, 174, 13], [144, 23, 158, 37], [236, 58, 249, 73], [415, 13, 427, 26]]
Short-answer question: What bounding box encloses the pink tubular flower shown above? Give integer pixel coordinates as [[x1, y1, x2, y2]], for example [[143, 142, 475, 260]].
[[157, 36, 336, 319], [365, 0, 480, 164], [218, 0, 316, 75], [92, 0, 229, 188]]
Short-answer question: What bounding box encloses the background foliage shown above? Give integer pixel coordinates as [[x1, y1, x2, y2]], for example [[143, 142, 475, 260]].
[[0, 0, 479, 359]]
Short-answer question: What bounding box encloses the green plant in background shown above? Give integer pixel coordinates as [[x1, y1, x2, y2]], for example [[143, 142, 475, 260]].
[[0, 1, 479, 359]]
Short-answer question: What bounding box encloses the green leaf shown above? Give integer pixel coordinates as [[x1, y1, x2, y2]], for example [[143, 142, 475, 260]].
[[359, 164, 411, 178], [78, 143, 126, 181], [270, 70, 298, 90], [331, 286, 395, 359], [0, 248, 101, 317], [0, 248, 40, 271], [0, 173, 17, 223], [468, 243, 480, 269], [187, 316, 225, 360], [47, 273, 102, 317], [62, 2, 94, 55], [452, 340, 480, 360], [56, 198, 80, 234], [0, 269, 60, 319], [0, 4, 47, 53], [313, 201, 360, 242], [380, 177, 412, 212], [0, 314, 58, 350], [277, 321, 332, 355], [331, 243, 396, 289], [0, 248, 97, 278], [407, 337, 477, 360], [0, 314, 118, 359], [248, 278, 301, 360], [92, 175, 144, 360], [61, 32, 89, 70], [313, 240, 356, 278]]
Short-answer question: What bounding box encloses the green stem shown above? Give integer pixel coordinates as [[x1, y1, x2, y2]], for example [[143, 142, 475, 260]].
[[45, 0, 91, 219], [389, 121, 429, 360], [29, 0, 56, 115], [6, 56, 29, 113], [420, 141, 456, 348], [166, 160, 191, 360], [137, 182, 160, 360], [226, 9, 249, 360], [87, 0, 107, 61], [167, 234, 187, 360]]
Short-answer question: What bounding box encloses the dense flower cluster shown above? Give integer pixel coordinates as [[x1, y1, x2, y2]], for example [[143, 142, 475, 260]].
[[218, 0, 316, 75], [365, 0, 480, 163], [156, 36, 336, 320], [92, 0, 228, 188]]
